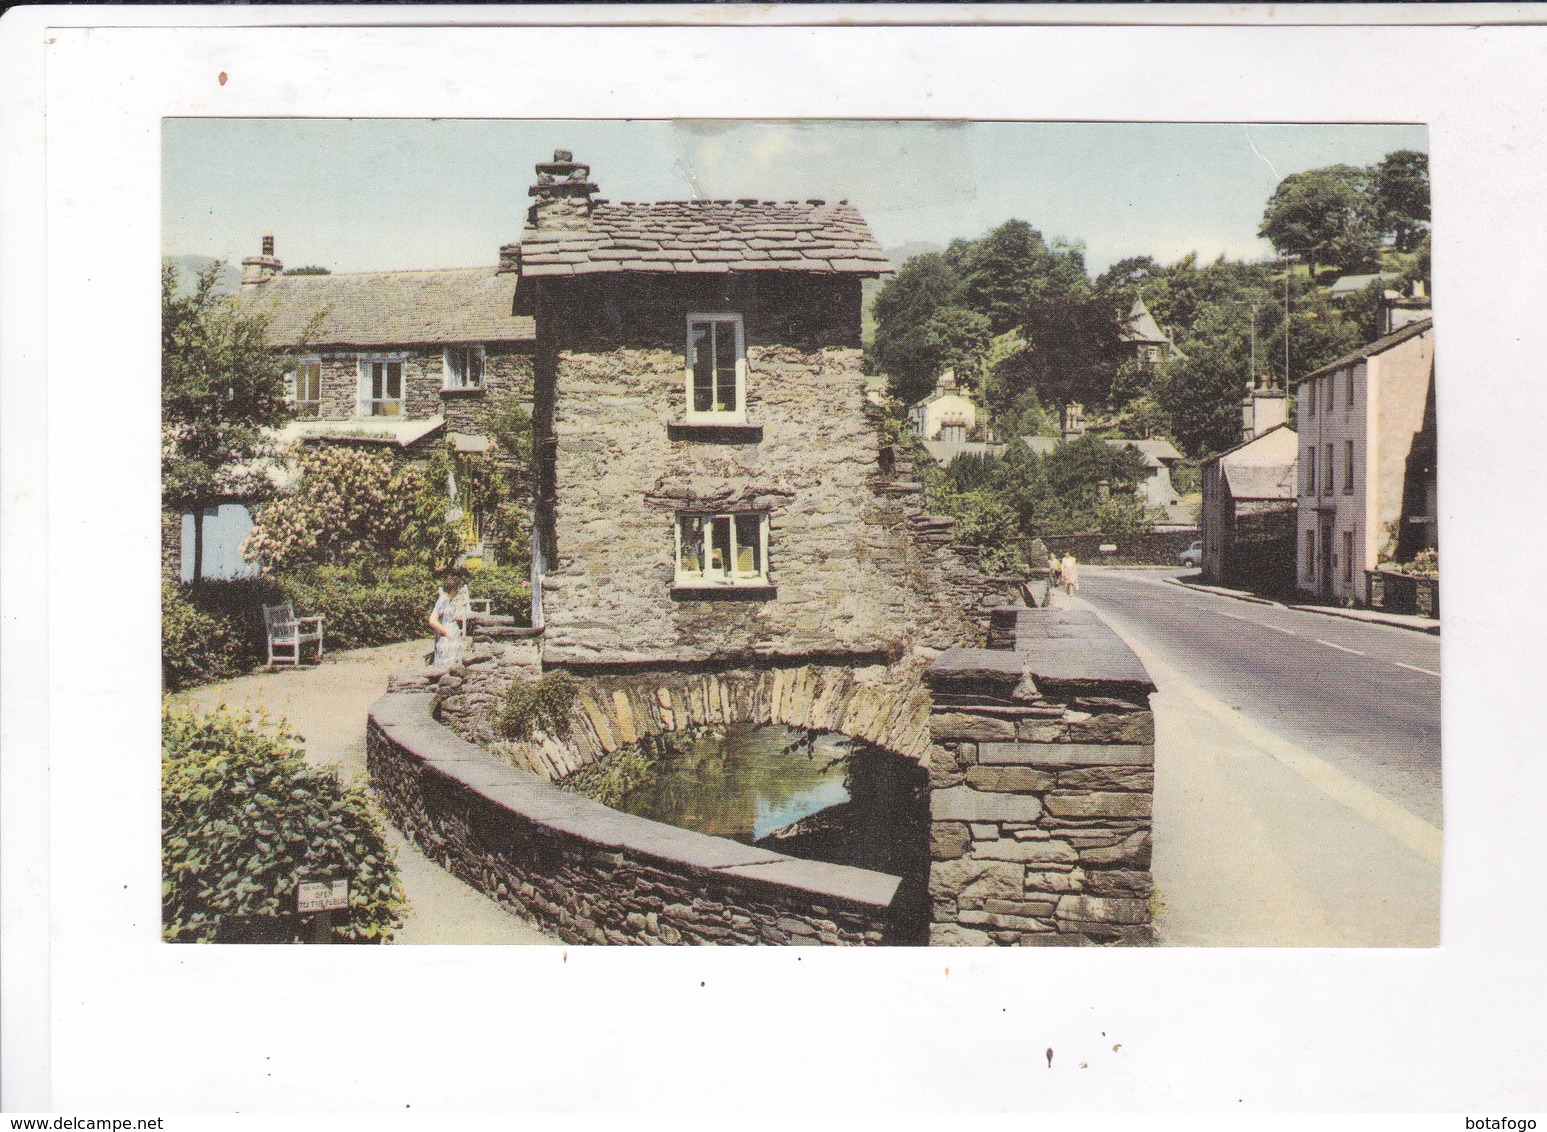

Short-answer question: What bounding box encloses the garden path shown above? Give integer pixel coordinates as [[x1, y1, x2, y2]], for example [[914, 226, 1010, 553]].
[[170, 639, 558, 945]]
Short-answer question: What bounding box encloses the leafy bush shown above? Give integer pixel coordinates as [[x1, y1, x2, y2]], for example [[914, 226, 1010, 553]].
[[243, 446, 457, 573], [471, 564, 532, 624], [498, 672, 578, 740], [161, 578, 247, 691], [162, 704, 406, 943], [277, 563, 438, 652]]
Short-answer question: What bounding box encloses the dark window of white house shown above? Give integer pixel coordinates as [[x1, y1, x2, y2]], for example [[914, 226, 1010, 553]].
[[1304, 383, 1315, 418], [444, 345, 485, 390], [1304, 530, 1316, 579], [1343, 530, 1354, 583], [1306, 448, 1316, 495], [687, 314, 745, 421], [1344, 440, 1355, 493], [1324, 444, 1334, 495]]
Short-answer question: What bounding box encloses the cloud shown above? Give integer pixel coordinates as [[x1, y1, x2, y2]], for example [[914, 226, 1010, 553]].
[[667, 120, 976, 210]]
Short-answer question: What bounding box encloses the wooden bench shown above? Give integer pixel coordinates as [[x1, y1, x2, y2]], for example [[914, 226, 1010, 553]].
[[262, 601, 324, 668]]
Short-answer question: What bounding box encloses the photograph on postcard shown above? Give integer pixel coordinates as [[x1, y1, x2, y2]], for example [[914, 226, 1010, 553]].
[[159, 119, 1437, 948]]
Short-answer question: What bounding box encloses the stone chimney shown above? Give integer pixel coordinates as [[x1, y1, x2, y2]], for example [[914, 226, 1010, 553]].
[[1241, 373, 1287, 441], [241, 232, 283, 285], [527, 149, 599, 230], [1062, 404, 1085, 440]]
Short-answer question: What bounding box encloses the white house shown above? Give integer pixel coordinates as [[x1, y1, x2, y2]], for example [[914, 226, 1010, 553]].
[[908, 369, 980, 443], [1295, 317, 1436, 602]]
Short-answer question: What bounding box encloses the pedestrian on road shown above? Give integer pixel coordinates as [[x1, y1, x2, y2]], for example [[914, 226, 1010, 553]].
[[1044, 552, 1062, 607], [427, 568, 470, 667], [1061, 552, 1079, 595]]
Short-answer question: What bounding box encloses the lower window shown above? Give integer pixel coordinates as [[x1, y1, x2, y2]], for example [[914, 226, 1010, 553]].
[[676, 512, 768, 587]]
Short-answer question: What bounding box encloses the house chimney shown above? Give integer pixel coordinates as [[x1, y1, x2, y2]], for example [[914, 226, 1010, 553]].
[[1241, 375, 1287, 441], [527, 149, 599, 230], [241, 231, 283, 285]]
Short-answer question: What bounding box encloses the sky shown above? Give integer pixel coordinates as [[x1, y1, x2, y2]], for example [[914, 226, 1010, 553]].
[[163, 119, 1428, 275]]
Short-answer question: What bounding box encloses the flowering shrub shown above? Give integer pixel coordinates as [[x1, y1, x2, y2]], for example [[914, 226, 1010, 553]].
[[242, 446, 456, 572], [1388, 547, 1438, 578], [162, 704, 406, 943]]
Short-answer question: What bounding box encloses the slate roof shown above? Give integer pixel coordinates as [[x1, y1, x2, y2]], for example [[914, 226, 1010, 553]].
[[1122, 297, 1171, 345], [1302, 317, 1433, 382], [1329, 272, 1399, 297], [275, 416, 446, 449], [238, 268, 533, 348], [922, 438, 1005, 466], [504, 200, 894, 277]]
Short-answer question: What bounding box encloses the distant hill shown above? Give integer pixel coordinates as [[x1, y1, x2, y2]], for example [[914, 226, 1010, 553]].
[[164, 255, 242, 298], [885, 241, 944, 269]]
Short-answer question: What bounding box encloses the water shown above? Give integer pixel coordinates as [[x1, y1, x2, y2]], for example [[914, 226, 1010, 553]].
[[605, 724, 854, 844]]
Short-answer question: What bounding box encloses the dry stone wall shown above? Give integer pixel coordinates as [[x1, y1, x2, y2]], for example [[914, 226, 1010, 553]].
[[925, 606, 1157, 946], [369, 687, 903, 944]]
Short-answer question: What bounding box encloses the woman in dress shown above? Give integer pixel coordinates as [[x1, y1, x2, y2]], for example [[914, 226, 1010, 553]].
[[427, 569, 470, 667], [1061, 552, 1079, 596]]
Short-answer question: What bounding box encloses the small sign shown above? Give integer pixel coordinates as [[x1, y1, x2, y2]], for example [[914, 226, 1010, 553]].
[[1099, 543, 1118, 554], [297, 879, 349, 914]]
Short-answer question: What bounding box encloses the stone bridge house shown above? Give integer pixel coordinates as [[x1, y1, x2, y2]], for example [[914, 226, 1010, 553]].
[[366, 152, 1159, 946]]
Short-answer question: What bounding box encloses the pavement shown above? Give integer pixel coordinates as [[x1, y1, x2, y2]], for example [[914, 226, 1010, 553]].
[[1074, 567, 1441, 946], [1168, 571, 1441, 634], [169, 639, 558, 945]]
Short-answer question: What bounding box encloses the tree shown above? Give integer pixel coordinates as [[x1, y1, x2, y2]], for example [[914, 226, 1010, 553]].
[[870, 252, 964, 402], [992, 294, 1131, 432], [1258, 164, 1379, 274], [162, 705, 406, 943], [282, 265, 332, 275], [1371, 150, 1430, 251], [958, 220, 1089, 334], [162, 261, 292, 581], [1093, 255, 1162, 300]]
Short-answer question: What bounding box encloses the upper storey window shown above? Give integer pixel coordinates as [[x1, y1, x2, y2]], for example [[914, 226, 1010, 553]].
[[687, 314, 745, 422]]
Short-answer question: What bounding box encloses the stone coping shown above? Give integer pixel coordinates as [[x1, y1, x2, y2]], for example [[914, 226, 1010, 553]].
[[369, 690, 903, 910], [928, 606, 1154, 692]]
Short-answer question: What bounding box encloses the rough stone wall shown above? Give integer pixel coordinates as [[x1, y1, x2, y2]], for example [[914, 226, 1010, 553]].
[[1038, 530, 1201, 567], [369, 687, 901, 945], [924, 607, 1157, 946], [536, 272, 1002, 667], [162, 510, 182, 579], [283, 346, 532, 426]]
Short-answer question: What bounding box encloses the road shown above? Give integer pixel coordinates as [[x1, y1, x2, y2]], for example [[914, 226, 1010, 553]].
[[1073, 567, 1442, 946], [1080, 567, 1441, 825]]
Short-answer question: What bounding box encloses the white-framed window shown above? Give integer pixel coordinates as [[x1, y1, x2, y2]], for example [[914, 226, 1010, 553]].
[[686, 313, 746, 422], [293, 357, 321, 417], [443, 345, 485, 390], [358, 357, 405, 417], [675, 511, 768, 587]]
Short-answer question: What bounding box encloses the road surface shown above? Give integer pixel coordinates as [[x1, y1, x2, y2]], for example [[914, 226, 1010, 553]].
[[1073, 567, 1442, 946]]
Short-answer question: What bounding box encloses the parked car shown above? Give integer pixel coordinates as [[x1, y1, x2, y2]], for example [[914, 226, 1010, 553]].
[[1178, 540, 1203, 567]]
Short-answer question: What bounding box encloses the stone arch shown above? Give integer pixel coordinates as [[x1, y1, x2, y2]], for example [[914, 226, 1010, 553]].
[[494, 663, 939, 783]]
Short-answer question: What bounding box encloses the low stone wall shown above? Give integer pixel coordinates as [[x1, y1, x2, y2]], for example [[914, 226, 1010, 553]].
[[1039, 530, 1199, 567], [1367, 568, 1440, 618], [368, 687, 904, 944], [925, 607, 1157, 946]]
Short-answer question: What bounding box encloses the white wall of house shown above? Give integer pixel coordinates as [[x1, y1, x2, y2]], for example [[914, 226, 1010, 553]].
[[180, 504, 261, 583], [910, 390, 979, 441], [1295, 324, 1434, 602]]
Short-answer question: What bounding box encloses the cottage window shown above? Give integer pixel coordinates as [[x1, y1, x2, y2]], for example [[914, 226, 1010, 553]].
[[1344, 440, 1355, 493], [675, 511, 768, 588], [359, 358, 405, 417], [444, 345, 485, 390], [686, 314, 746, 422], [293, 358, 321, 417]]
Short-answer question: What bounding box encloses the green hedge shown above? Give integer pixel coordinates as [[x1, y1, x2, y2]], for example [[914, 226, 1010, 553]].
[[162, 563, 533, 692], [162, 704, 406, 943]]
